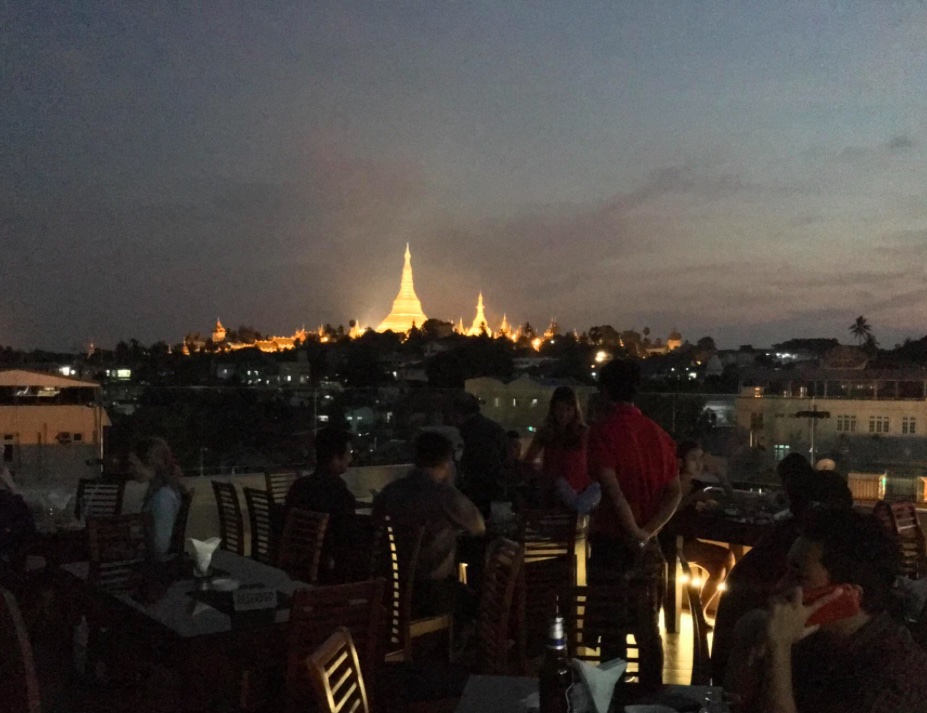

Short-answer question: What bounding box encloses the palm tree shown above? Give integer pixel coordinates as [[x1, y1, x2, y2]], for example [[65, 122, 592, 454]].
[[849, 316, 872, 345]]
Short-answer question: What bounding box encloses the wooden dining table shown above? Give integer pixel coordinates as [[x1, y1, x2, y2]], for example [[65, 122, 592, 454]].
[[452, 675, 728, 712], [663, 505, 775, 634], [58, 550, 311, 711]]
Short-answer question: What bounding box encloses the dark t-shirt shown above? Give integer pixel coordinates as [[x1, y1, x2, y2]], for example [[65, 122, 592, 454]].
[[791, 612, 927, 713], [0, 491, 35, 559], [284, 471, 357, 573], [458, 413, 508, 514], [372, 469, 485, 581]]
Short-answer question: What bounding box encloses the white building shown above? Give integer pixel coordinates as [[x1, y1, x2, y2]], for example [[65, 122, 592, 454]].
[[0, 369, 111, 485]]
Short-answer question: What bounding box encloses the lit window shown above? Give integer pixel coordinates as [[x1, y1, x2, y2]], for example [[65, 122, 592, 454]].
[[530, 398, 539, 407], [512, 398, 518, 407], [494, 397, 500, 407], [773, 444, 790, 461], [903, 416, 917, 435]]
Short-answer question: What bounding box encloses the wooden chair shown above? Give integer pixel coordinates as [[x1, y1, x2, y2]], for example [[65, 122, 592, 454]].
[[212, 481, 246, 555], [76, 478, 125, 520], [87, 513, 151, 593], [371, 518, 453, 662], [517, 509, 578, 665], [285, 580, 385, 713], [244, 487, 275, 564], [278, 509, 329, 584], [477, 538, 524, 674], [0, 585, 41, 713], [328, 512, 376, 584], [306, 627, 370, 713], [559, 582, 663, 692], [168, 487, 195, 558], [874, 500, 927, 579], [680, 556, 712, 685], [265, 469, 299, 506]]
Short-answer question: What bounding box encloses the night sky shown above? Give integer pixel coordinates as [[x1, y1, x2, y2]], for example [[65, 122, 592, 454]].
[[3, 2, 927, 350]]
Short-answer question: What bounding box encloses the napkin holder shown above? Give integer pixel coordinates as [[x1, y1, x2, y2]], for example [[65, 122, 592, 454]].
[[190, 537, 221, 577], [571, 657, 627, 713]]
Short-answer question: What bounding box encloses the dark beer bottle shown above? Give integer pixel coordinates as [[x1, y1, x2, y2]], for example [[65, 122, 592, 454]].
[[539, 615, 572, 713]]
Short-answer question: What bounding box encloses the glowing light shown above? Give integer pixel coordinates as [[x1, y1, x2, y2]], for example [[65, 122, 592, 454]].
[[532, 338, 542, 351], [679, 573, 690, 584], [595, 350, 609, 363], [718, 582, 728, 593], [692, 577, 704, 589]]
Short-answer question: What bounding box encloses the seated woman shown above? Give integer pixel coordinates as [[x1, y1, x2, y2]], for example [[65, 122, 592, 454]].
[[676, 440, 736, 618], [522, 386, 601, 514], [128, 437, 187, 562]]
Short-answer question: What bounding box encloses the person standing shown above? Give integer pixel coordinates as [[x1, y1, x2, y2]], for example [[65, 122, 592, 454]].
[[446, 392, 508, 519], [587, 359, 680, 577], [523, 386, 601, 514]]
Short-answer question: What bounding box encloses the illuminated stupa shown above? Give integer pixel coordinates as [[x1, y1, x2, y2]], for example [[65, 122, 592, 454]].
[[467, 292, 490, 336], [376, 244, 429, 333]]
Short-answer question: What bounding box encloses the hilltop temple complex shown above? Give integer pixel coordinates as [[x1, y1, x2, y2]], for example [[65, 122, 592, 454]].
[[186, 245, 682, 353]]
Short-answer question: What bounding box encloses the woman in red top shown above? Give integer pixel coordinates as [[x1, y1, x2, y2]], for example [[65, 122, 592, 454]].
[[523, 386, 601, 513]]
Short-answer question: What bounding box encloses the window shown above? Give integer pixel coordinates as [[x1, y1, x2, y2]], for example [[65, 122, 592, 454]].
[[868, 416, 890, 434], [72, 433, 83, 442], [903, 416, 917, 435], [493, 397, 500, 407], [750, 412, 764, 430], [836, 415, 857, 433], [774, 444, 790, 461], [530, 398, 539, 408], [511, 398, 518, 407]]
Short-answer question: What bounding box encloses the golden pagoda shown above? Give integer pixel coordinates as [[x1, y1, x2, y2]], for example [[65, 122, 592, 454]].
[[467, 292, 490, 336], [498, 313, 511, 337], [376, 244, 429, 333]]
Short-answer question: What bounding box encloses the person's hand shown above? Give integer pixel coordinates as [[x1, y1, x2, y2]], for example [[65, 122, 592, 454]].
[[766, 586, 843, 651]]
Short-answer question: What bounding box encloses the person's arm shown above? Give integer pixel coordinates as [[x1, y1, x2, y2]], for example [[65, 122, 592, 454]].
[[148, 488, 181, 561], [597, 467, 649, 543], [445, 489, 486, 536], [0, 466, 23, 497], [642, 476, 682, 538], [522, 432, 543, 466], [762, 587, 844, 713]]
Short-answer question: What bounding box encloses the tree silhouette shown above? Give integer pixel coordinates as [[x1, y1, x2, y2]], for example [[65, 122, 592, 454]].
[[849, 316, 872, 345]]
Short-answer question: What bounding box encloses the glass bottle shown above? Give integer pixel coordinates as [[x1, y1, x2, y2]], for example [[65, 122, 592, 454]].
[[539, 615, 572, 713]]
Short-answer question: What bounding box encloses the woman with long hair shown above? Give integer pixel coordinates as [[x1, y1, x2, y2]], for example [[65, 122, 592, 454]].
[[523, 386, 601, 513], [128, 437, 187, 561]]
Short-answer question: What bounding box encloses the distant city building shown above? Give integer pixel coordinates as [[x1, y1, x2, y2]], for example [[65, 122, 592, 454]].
[[465, 375, 597, 433], [377, 244, 429, 333], [0, 369, 110, 485], [737, 366, 927, 477]]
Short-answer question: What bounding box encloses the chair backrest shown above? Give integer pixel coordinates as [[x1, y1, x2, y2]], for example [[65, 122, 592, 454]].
[[87, 513, 151, 593], [370, 517, 425, 656], [285, 580, 385, 713], [306, 627, 369, 713], [76, 478, 125, 520], [890, 502, 927, 578], [212, 481, 246, 555], [244, 487, 275, 564], [559, 583, 663, 691], [265, 469, 299, 506], [278, 509, 330, 584], [478, 538, 524, 674], [519, 509, 578, 562], [0, 586, 41, 713], [679, 556, 712, 686], [168, 487, 195, 557]]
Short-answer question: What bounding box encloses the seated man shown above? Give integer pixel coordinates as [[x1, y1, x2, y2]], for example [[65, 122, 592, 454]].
[[726, 506, 927, 713], [284, 427, 356, 580], [372, 430, 486, 617]]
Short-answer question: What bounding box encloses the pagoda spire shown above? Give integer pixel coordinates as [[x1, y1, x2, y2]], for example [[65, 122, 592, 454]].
[[377, 244, 429, 332], [468, 292, 490, 336]]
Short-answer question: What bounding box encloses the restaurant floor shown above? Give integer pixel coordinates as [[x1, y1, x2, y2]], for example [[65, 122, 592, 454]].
[[661, 608, 710, 685]]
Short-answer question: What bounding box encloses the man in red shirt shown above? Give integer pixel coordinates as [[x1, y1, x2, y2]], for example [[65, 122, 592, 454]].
[[587, 359, 681, 575]]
